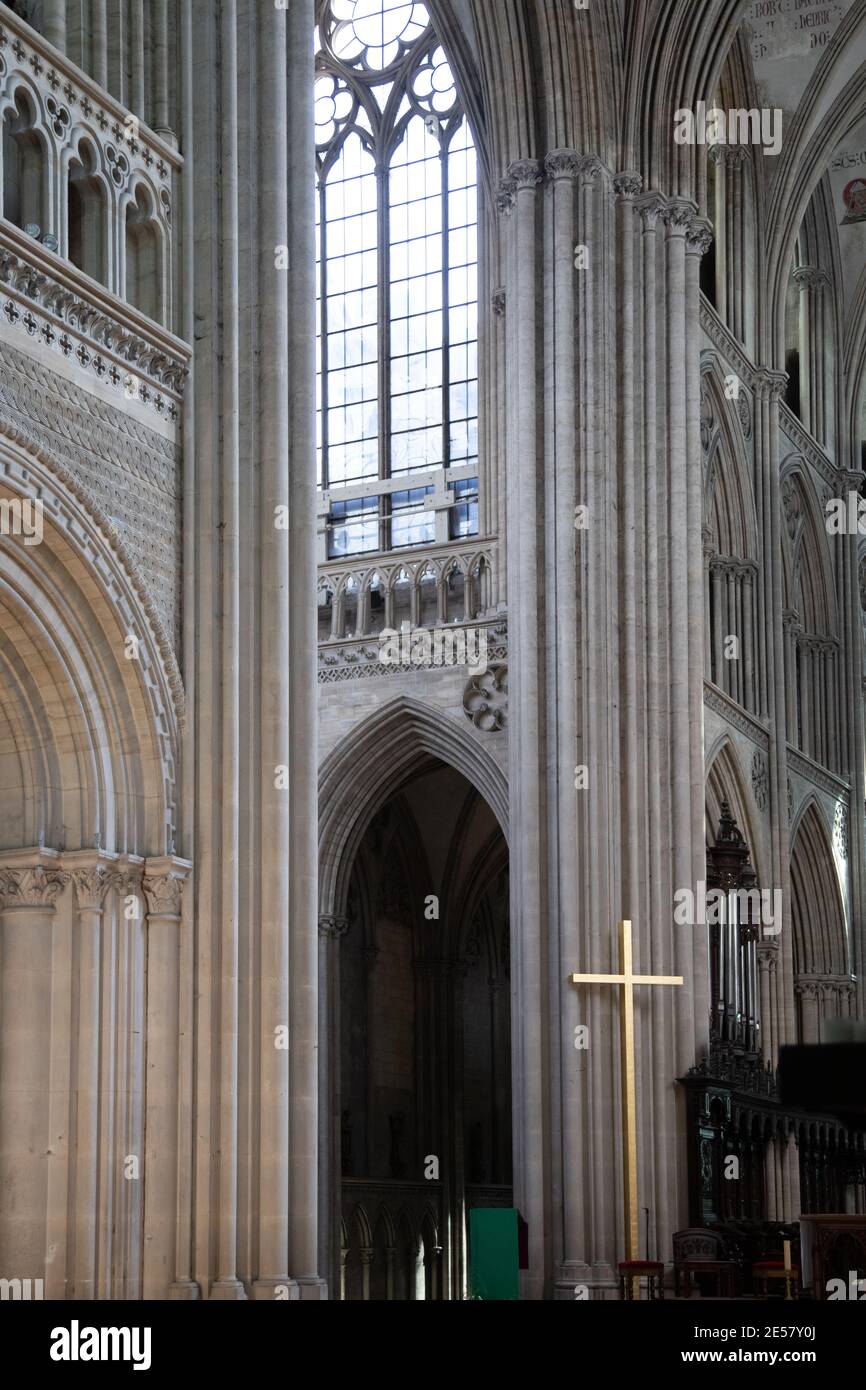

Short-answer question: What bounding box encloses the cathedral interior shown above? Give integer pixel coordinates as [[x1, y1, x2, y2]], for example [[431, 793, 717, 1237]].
[[0, 0, 865, 1315]]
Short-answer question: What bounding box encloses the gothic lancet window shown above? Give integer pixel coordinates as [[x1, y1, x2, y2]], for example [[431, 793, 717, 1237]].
[[315, 0, 479, 559]]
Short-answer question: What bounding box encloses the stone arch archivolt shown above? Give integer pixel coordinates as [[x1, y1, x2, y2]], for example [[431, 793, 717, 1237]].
[[0, 429, 181, 856], [319, 694, 508, 921], [705, 734, 766, 886]]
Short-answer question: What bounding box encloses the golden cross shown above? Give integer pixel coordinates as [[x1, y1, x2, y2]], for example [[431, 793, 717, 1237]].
[[569, 919, 682, 1266]]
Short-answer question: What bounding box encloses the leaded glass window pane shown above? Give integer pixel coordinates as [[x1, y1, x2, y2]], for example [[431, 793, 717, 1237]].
[[316, 0, 480, 549]]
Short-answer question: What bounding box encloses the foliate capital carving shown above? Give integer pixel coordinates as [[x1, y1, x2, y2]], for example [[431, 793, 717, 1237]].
[[756, 945, 778, 974], [795, 980, 819, 1000], [686, 217, 714, 257], [319, 915, 350, 941], [792, 265, 830, 295], [143, 872, 184, 917], [613, 170, 643, 200], [635, 193, 668, 230], [576, 154, 607, 187], [507, 158, 545, 194], [709, 144, 749, 169], [752, 368, 787, 403], [0, 865, 69, 911], [491, 288, 506, 319], [70, 864, 118, 911], [664, 197, 699, 236], [544, 148, 583, 182]]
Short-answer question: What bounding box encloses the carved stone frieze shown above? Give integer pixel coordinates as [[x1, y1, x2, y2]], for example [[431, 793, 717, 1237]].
[[318, 622, 508, 684], [0, 240, 188, 413]]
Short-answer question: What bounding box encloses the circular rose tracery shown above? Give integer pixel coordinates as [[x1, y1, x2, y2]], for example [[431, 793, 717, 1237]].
[[327, 0, 430, 72]]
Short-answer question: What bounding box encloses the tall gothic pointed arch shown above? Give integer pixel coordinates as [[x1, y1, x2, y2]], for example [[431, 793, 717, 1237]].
[[789, 799, 852, 1043]]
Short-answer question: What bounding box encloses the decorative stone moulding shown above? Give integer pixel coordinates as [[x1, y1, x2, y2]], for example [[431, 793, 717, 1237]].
[[318, 620, 508, 683], [0, 221, 189, 420], [463, 663, 508, 732]]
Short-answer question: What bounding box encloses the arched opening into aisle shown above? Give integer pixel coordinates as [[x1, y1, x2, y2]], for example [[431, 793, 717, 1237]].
[[318, 699, 511, 1300]]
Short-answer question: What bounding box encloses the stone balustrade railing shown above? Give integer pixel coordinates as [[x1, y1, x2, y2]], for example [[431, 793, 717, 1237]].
[[0, 216, 189, 426], [318, 537, 499, 643]]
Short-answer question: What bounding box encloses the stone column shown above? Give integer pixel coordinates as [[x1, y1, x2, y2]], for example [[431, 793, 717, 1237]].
[[757, 944, 778, 1063], [129, 0, 146, 120], [317, 915, 348, 1298], [152, 0, 174, 141], [66, 856, 119, 1298], [0, 858, 68, 1283], [783, 611, 799, 734], [786, 1128, 802, 1221], [710, 558, 724, 685], [723, 148, 748, 343], [252, 0, 292, 1302], [743, 564, 756, 712], [792, 267, 830, 445], [765, 1135, 778, 1220], [500, 154, 547, 1300], [141, 858, 190, 1300], [796, 981, 820, 1044], [91, 0, 108, 89], [208, 0, 243, 1304], [755, 369, 796, 1047], [287, 0, 325, 1299], [107, 0, 127, 106], [42, 0, 67, 51]]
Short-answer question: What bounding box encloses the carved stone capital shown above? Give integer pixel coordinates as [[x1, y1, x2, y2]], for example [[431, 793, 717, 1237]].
[[0, 863, 69, 911], [613, 170, 643, 200], [506, 158, 545, 193], [664, 197, 699, 236], [752, 368, 787, 403], [723, 144, 750, 169], [686, 217, 714, 257], [70, 863, 119, 911], [576, 154, 608, 187], [319, 915, 350, 941], [544, 148, 583, 182], [491, 288, 506, 319], [792, 265, 831, 294], [635, 192, 668, 230], [142, 856, 191, 920], [756, 945, 778, 975]]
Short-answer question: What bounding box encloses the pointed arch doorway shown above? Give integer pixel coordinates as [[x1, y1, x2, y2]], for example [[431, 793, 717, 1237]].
[[318, 703, 512, 1300]]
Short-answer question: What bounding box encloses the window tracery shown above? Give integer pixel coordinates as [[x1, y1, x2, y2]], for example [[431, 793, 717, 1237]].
[[315, 0, 479, 558]]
